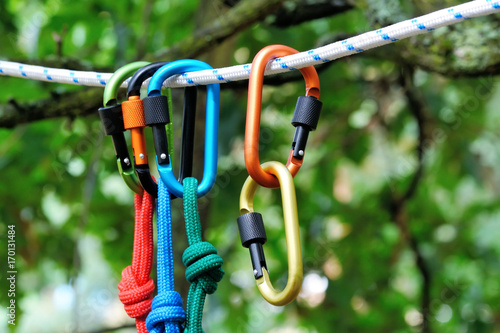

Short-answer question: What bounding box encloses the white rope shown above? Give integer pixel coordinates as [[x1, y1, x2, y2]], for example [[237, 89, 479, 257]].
[[1, 0, 499, 88]]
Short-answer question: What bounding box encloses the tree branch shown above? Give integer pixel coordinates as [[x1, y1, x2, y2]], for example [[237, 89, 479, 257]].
[[2, 1, 500, 128], [389, 65, 432, 333], [0, 0, 288, 128], [271, 0, 353, 27], [7, 56, 107, 72], [149, 0, 286, 61], [0, 88, 103, 128], [320, 28, 500, 78], [399, 67, 426, 202], [0, 32, 347, 128], [355, 0, 500, 77], [136, 0, 156, 59]]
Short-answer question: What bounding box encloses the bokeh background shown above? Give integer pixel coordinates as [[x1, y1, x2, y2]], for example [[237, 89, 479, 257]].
[[1, 0, 500, 332]]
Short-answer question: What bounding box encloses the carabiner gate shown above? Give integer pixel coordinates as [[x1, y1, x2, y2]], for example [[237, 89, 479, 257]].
[[99, 61, 150, 195], [237, 161, 303, 306], [146, 59, 220, 198], [139, 63, 198, 196], [246, 45, 323, 188]]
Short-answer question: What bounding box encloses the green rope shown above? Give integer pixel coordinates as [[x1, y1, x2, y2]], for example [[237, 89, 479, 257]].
[[182, 177, 224, 333]]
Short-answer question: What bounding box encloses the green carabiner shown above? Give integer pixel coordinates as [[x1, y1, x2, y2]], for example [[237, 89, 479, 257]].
[[98, 61, 150, 194], [237, 161, 303, 306]]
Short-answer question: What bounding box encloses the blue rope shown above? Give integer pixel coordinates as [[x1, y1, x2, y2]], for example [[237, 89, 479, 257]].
[[146, 180, 185, 333]]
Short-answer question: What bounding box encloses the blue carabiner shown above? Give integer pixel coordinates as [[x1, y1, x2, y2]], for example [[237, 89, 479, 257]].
[[147, 59, 220, 198]]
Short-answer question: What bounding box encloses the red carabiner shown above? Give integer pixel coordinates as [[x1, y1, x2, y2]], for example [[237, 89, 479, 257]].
[[245, 45, 322, 188]]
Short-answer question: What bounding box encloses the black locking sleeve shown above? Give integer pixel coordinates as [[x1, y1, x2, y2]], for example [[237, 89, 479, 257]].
[[98, 104, 132, 171], [99, 104, 124, 135], [143, 95, 170, 165], [291, 95, 323, 159], [237, 212, 268, 279]]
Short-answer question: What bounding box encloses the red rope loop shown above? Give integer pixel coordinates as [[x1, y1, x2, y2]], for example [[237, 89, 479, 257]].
[[117, 192, 155, 333], [118, 266, 155, 318]]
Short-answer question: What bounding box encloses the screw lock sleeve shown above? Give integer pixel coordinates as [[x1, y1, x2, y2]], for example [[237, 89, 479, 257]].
[[143, 95, 170, 165], [143, 95, 170, 125], [291, 96, 323, 159], [291, 96, 322, 130], [98, 104, 131, 170], [98, 104, 125, 135], [237, 212, 267, 247], [122, 99, 146, 129], [237, 212, 268, 279]]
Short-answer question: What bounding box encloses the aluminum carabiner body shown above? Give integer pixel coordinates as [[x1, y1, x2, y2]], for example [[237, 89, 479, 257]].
[[147, 59, 220, 198], [246, 45, 323, 188], [99, 61, 150, 195], [122, 61, 169, 197], [237, 161, 303, 306], [140, 65, 198, 193]]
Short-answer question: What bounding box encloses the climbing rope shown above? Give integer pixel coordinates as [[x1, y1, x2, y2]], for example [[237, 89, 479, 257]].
[[0, 0, 498, 88], [146, 179, 185, 333], [117, 192, 155, 333], [182, 177, 224, 333]]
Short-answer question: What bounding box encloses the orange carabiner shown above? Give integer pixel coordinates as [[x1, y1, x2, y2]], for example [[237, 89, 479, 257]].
[[245, 45, 322, 188]]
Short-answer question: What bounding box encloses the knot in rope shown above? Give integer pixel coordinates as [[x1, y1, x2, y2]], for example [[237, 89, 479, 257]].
[[181, 177, 224, 332], [118, 265, 155, 319], [146, 291, 186, 333], [183, 241, 224, 294]]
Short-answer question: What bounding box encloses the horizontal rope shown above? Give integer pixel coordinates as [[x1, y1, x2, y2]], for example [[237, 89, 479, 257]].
[[0, 0, 499, 88]]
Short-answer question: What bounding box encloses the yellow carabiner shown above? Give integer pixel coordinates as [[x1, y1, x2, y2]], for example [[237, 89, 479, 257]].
[[237, 161, 303, 306]]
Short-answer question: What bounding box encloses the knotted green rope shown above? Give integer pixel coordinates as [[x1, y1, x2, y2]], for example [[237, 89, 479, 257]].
[[182, 177, 224, 332]]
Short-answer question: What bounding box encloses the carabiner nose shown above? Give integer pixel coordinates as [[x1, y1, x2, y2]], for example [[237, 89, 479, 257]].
[[237, 161, 303, 306], [98, 61, 150, 195], [246, 45, 322, 189], [147, 59, 220, 198]]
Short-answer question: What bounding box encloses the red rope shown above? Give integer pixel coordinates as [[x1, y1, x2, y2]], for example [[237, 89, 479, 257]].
[[118, 192, 155, 333]]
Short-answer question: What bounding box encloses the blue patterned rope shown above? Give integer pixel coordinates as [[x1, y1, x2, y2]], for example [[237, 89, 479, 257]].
[[146, 180, 186, 333]]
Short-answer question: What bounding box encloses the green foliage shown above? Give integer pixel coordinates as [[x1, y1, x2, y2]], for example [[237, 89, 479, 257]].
[[1, 0, 500, 332]]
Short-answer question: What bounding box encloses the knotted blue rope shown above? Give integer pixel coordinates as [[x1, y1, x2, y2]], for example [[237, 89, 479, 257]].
[[146, 180, 185, 333]]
